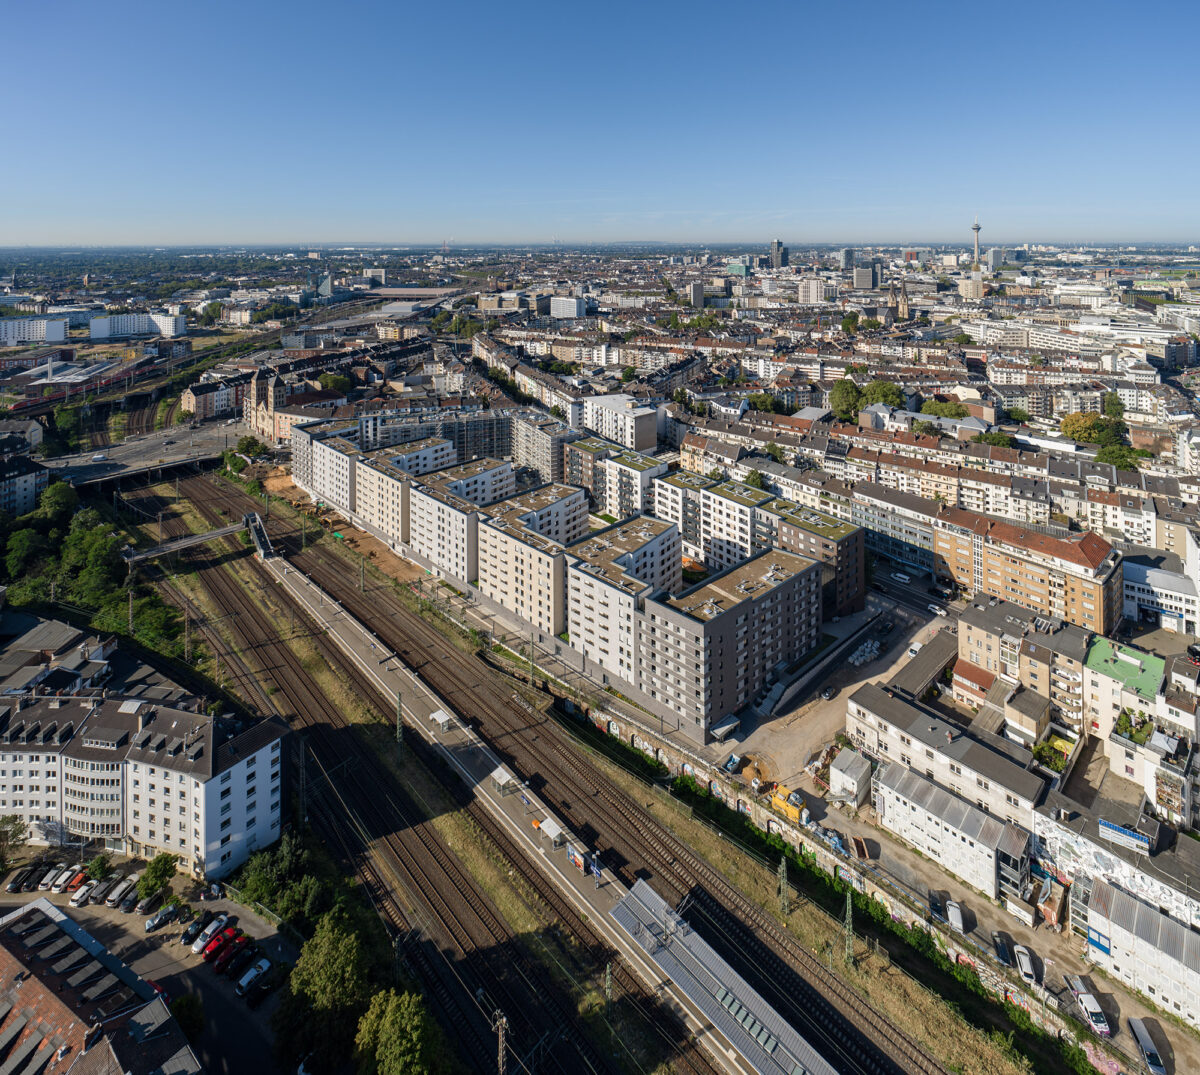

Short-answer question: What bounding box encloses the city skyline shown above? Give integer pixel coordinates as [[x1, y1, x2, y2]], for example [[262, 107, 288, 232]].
[[5, 0, 1198, 245]]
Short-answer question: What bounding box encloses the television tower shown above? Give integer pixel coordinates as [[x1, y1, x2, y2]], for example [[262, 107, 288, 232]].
[[972, 216, 982, 269]]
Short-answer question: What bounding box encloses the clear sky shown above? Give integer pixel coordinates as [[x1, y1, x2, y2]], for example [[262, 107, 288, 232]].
[[5, 0, 1197, 246]]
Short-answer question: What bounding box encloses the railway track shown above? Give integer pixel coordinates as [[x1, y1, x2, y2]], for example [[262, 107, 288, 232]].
[[162, 476, 947, 1075], [123, 395, 159, 438], [123, 484, 699, 1075]]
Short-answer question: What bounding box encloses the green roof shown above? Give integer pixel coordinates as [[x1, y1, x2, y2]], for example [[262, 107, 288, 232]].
[[610, 450, 662, 472], [572, 437, 615, 455], [710, 480, 774, 509], [1085, 638, 1164, 701], [760, 498, 857, 540]]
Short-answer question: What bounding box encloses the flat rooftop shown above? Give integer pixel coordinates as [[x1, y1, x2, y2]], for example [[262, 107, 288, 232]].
[[758, 497, 857, 540], [1085, 637, 1164, 701], [608, 449, 664, 472], [667, 549, 815, 621], [569, 436, 616, 455], [659, 471, 717, 492], [424, 457, 509, 486], [481, 484, 584, 554], [567, 517, 676, 592], [706, 480, 775, 510]]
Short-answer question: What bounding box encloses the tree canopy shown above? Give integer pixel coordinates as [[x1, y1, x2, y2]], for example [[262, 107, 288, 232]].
[[0, 817, 27, 873], [765, 441, 786, 463], [1006, 407, 1031, 424], [355, 989, 445, 1075], [862, 380, 905, 408], [290, 909, 373, 1016], [920, 400, 968, 419], [138, 853, 177, 898], [829, 379, 862, 421], [1103, 391, 1125, 419], [840, 313, 859, 334], [621, 366, 636, 382], [1095, 444, 1152, 469], [971, 432, 1016, 448], [743, 469, 765, 490], [1060, 412, 1128, 448], [318, 372, 352, 394]]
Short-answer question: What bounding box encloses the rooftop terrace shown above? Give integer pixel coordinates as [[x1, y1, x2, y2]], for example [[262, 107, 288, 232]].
[[667, 549, 815, 621], [1085, 637, 1164, 702]]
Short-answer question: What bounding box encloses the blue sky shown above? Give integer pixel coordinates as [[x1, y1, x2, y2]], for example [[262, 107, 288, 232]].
[[5, 0, 1197, 245]]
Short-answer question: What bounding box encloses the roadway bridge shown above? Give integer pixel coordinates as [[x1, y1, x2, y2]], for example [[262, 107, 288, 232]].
[[123, 513, 272, 564]]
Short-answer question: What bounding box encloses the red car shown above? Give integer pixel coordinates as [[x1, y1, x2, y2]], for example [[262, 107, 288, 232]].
[[202, 926, 239, 962], [213, 934, 249, 974], [66, 870, 89, 892]]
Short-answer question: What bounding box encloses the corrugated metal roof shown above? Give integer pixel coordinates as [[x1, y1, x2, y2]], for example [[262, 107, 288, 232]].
[[611, 880, 837, 1075], [1090, 879, 1200, 974]]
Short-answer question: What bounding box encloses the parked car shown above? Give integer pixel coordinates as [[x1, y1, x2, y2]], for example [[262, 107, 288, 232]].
[[1014, 945, 1037, 986], [22, 865, 44, 892], [890, 572, 911, 584], [820, 685, 837, 701], [65, 870, 89, 893], [224, 942, 259, 978], [120, 886, 143, 913], [192, 914, 230, 955], [136, 889, 164, 916], [907, 643, 923, 659], [214, 934, 250, 974], [991, 931, 1012, 967], [236, 957, 272, 997], [927, 603, 947, 618], [181, 910, 215, 948], [89, 874, 122, 905], [145, 903, 178, 933], [946, 900, 965, 934], [1077, 992, 1111, 1037], [6, 867, 33, 893], [203, 927, 241, 964], [69, 881, 98, 907], [107, 874, 138, 908], [245, 970, 281, 1009], [877, 620, 895, 635], [1128, 1018, 1167, 1075], [39, 864, 66, 891], [52, 865, 84, 894]]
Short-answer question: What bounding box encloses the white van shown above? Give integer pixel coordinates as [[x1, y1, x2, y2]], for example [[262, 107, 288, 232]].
[[106, 874, 137, 908], [1128, 1018, 1166, 1075], [890, 572, 911, 584], [946, 900, 965, 934], [1076, 991, 1110, 1036], [91, 453, 107, 461]]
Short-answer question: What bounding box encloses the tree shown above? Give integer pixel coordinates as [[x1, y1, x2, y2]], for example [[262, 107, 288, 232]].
[[1006, 407, 1031, 424], [0, 816, 26, 873], [765, 441, 785, 464], [87, 853, 112, 881], [1060, 412, 1127, 447], [1103, 391, 1125, 420], [920, 400, 968, 419], [318, 373, 352, 394], [707, 468, 724, 480], [859, 318, 882, 331], [911, 420, 941, 436], [951, 332, 974, 345], [6, 529, 43, 579], [38, 482, 79, 523], [621, 366, 636, 382], [672, 387, 689, 406], [355, 990, 444, 1075], [862, 380, 905, 408], [971, 432, 1016, 448], [1095, 444, 1151, 469], [743, 469, 765, 490], [291, 909, 372, 1016], [840, 313, 859, 334], [549, 404, 565, 420], [829, 379, 863, 421], [171, 994, 204, 1042], [237, 435, 271, 457], [138, 853, 177, 898]]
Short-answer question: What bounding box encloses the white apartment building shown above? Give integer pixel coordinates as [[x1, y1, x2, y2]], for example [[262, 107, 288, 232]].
[[566, 519, 682, 684], [652, 471, 715, 560], [874, 764, 1030, 902], [698, 480, 776, 571], [550, 296, 587, 319], [582, 394, 657, 452], [0, 318, 68, 346], [476, 485, 589, 636], [408, 484, 481, 583], [846, 682, 1045, 828], [423, 458, 515, 507], [597, 451, 668, 520], [90, 313, 186, 339], [796, 277, 829, 304], [0, 695, 285, 879]]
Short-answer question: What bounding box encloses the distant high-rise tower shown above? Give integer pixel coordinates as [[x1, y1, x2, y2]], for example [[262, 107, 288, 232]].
[[972, 216, 982, 268], [839, 248, 854, 270], [769, 239, 788, 269]]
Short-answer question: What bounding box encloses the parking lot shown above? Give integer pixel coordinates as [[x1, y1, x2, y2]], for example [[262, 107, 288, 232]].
[[0, 867, 295, 1075]]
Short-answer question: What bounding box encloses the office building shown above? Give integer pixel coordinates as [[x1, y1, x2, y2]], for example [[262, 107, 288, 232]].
[[768, 240, 789, 269], [0, 317, 68, 346], [0, 694, 286, 879], [90, 313, 186, 339], [839, 248, 855, 270], [582, 394, 657, 452], [986, 247, 1005, 271], [687, 281, 705, 308], [797, 277, 827, 304], [852, 266, 875, 289], [550, 296, 587, 319]]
